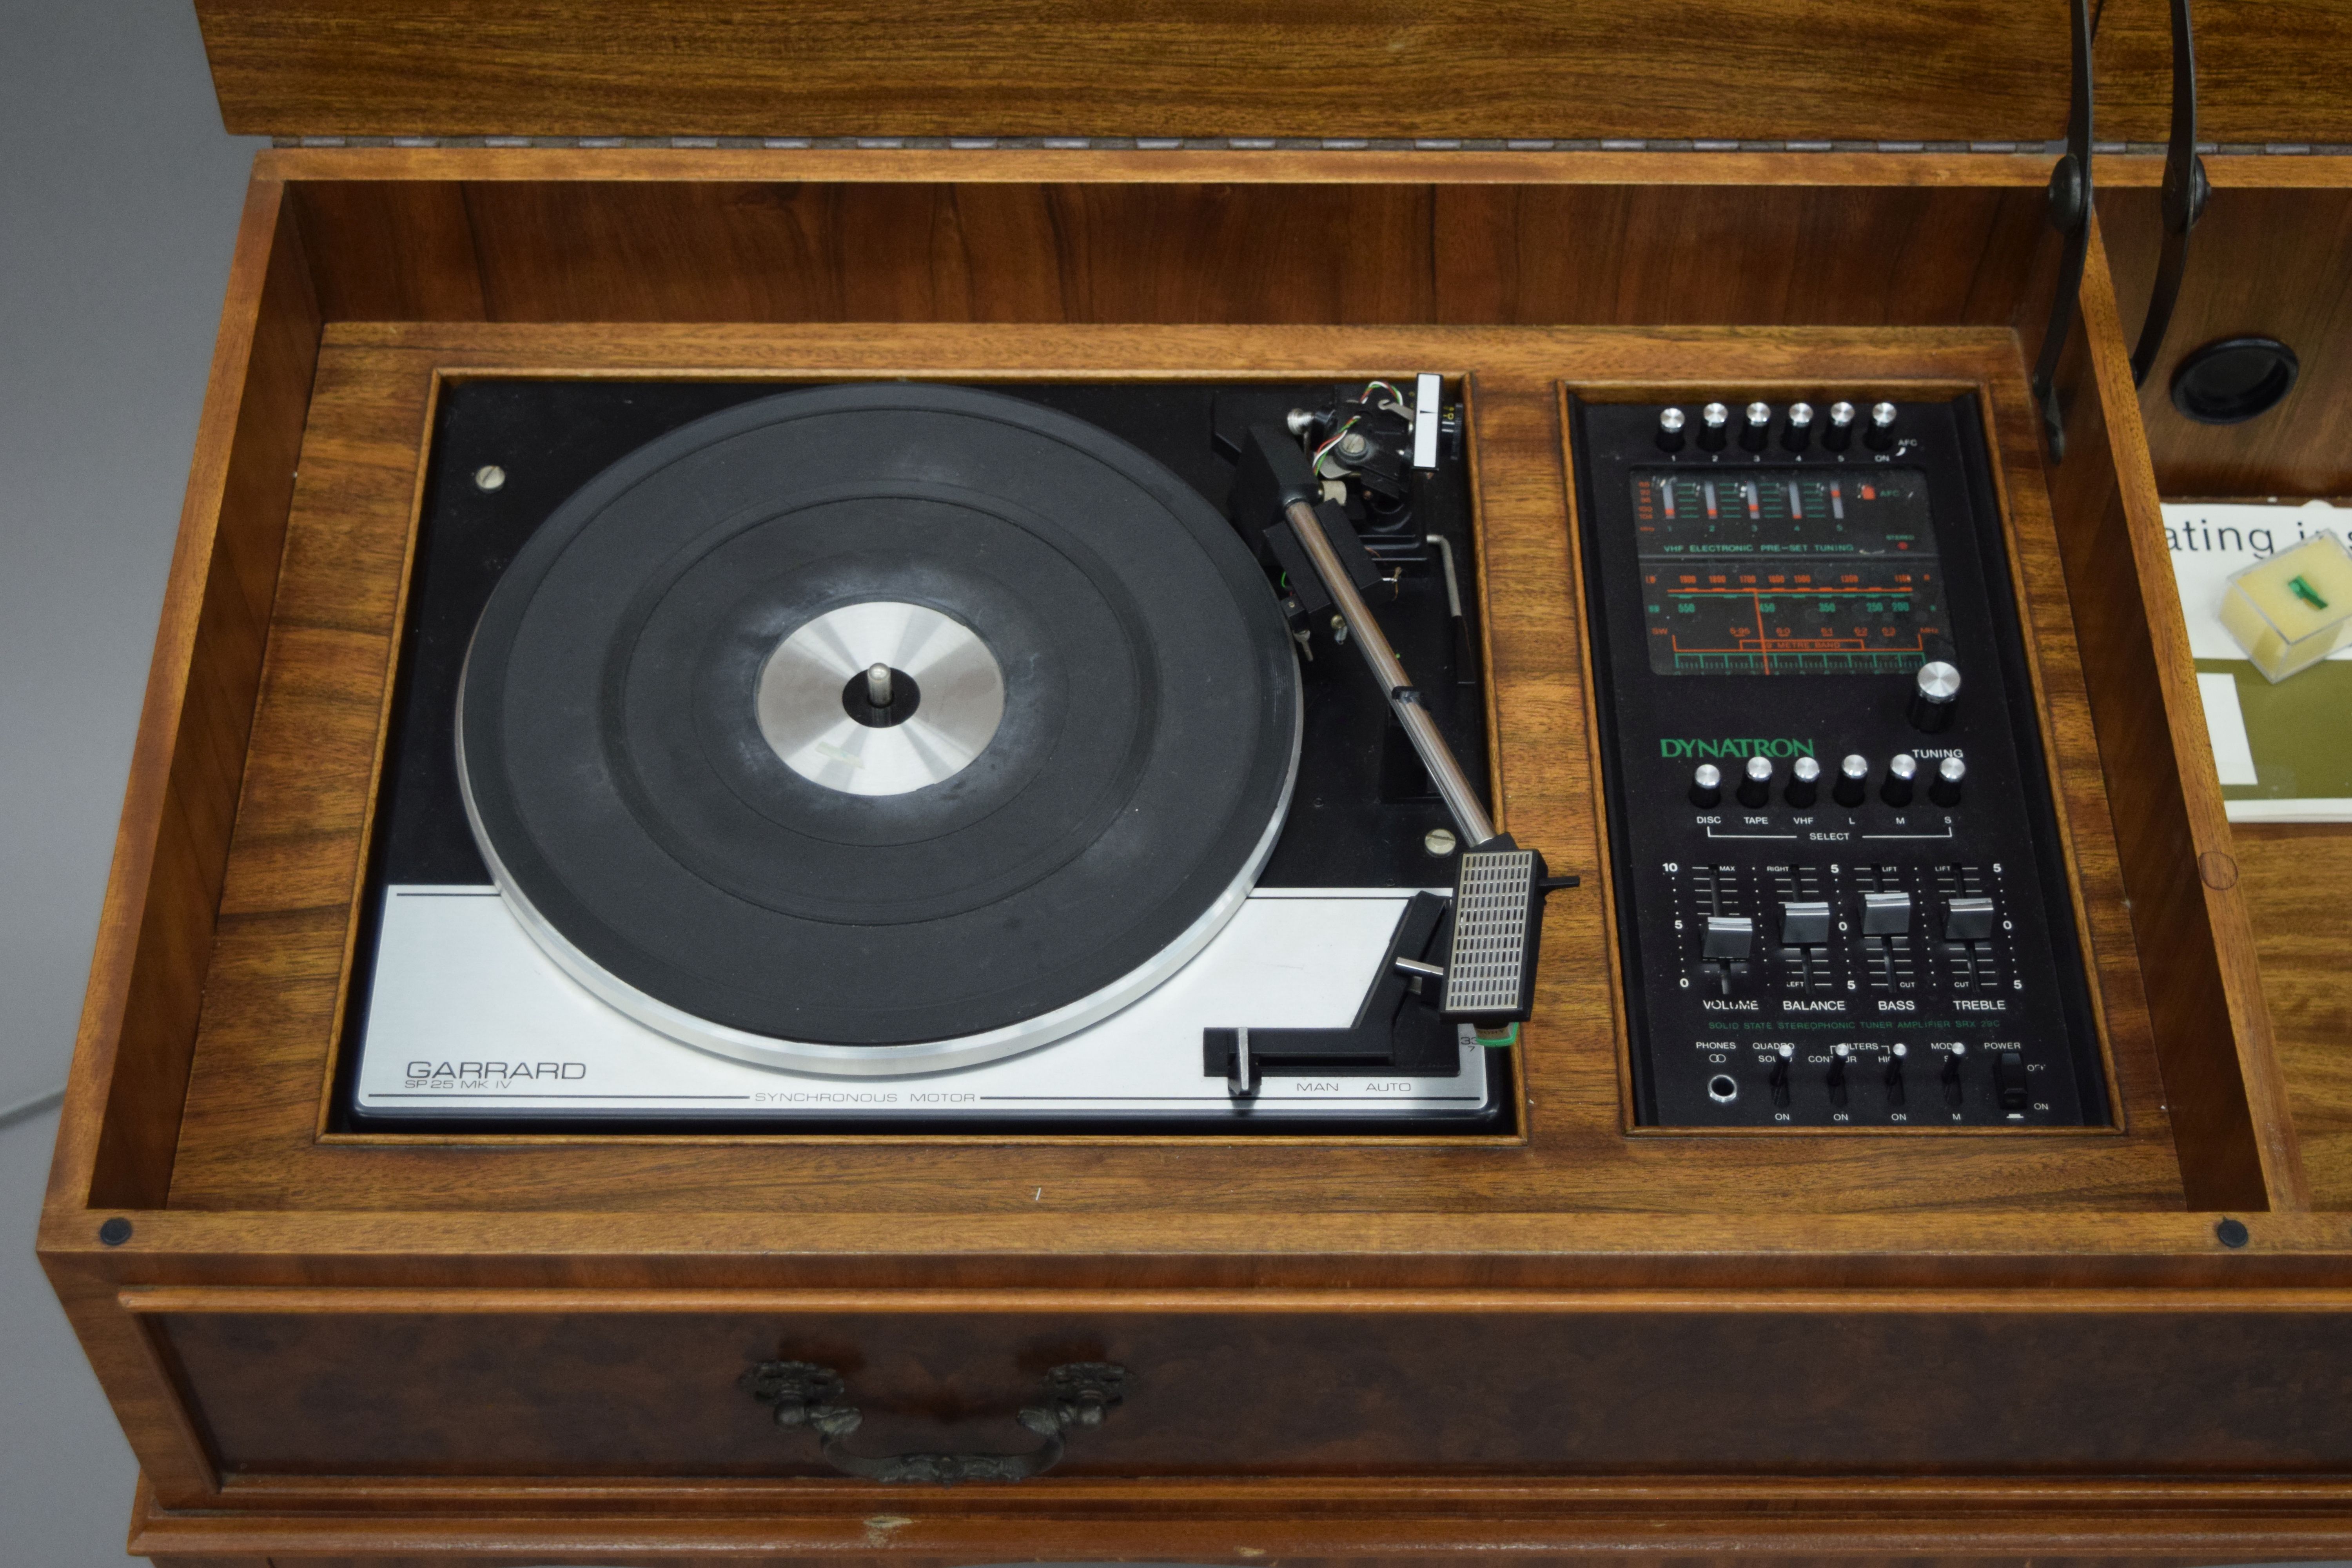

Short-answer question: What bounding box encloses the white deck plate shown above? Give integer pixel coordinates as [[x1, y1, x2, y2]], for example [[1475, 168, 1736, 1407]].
[[353, 886, 1490, 1120]]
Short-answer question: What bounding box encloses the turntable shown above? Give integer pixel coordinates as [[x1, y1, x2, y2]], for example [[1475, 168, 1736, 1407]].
[[344, 375, 1568, 1131]]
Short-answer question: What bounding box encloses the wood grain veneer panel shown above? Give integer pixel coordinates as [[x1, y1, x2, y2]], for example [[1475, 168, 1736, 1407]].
[[2098, 184, 2352, 501], [150, 1304, 2352, 1477], [1434, 185, 2052, 328], [193, 1, 2073, 145], [2238, 825, 2352, 1211], [69, 183, 322, 1211], [280, 175, 2079, 334], [162, 323, 2185, 1220], [2027, 224, 2303, 1211], [2097, 0, 2352, 146]]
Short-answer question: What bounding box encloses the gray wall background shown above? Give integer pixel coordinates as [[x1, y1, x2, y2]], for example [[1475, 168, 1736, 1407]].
[[2, 1, 263, 1561]]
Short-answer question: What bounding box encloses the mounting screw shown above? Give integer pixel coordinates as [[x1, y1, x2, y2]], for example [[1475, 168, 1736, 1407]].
[[473, 464, 507, 492], [2215, 1217, 2250, 1249], [1424, 828, 1457, 857], [98, 1217, 132, 1246]]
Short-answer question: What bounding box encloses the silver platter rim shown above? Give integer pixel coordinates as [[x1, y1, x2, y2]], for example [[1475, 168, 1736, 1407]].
[[453, 644, 1301, 1079]]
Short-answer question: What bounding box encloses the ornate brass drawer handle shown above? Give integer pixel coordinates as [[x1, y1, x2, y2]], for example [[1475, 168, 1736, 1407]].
[[742, 1360, 1127, 1485]]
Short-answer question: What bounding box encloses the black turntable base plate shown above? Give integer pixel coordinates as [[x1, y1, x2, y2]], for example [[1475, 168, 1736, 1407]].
[[458, 385, 1300, 1049]]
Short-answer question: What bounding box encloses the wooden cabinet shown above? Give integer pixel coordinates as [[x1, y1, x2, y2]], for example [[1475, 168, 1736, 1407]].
[[44, 5, 2352, 1563]]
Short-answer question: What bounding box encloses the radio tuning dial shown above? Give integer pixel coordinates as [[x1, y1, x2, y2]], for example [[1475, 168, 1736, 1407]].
[[1786, 753, 1821, 806], [1866, 400, 1899, 451], [1656, 406, 1687, 452], [1833, 752, 1869, 807], [1822, 400, 1856, 452], [1908, 659, 1961, 731], [1930, 754, 1967, 806], [1737, 753, 1773, 806], [1690, 762, 1723, 807], [1782, 401, 1814, 452], [1882, 751, 1918, 806], [1740, 401, 1771, 452], [1698, 402, 1730, 451]]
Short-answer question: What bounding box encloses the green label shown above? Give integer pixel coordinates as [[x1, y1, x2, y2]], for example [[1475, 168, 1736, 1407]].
[[1658, 737, 1818, 760]]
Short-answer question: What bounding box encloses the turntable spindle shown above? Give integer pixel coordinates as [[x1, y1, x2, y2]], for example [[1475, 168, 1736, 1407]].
[[865, 662, 893, 710]]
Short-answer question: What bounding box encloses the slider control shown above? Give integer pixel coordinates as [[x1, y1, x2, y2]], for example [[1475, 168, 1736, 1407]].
[[1702, 915, 1755, 960], [1861, 890, 1913, 936], [1945, 895, 1996, 942], [1780, 900, 1832, 946]]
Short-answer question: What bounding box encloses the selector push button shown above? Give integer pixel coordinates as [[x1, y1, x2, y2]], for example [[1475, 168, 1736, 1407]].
[[1823, 400, 1857, 452], [1657, 406, 1687, 452], [1866, 400, 1899, 451], [1930, 754, 1966, 806], [1881, 752, 1918, 806], [1780, 900, 1832, 946], [1740, 401, 1771, 452], [1699, 401, 1730, 451], [1945, 895, 1996, 942], [1782, 401, 1814, 452], [1833, 752, 1869, 807], [1690, 762, 1723, 807], [1702, 915, 1755, 960], [1786, 753, 1821, 806], [1861, 890, 1913, 935], [1737, 754, 1773, 807]]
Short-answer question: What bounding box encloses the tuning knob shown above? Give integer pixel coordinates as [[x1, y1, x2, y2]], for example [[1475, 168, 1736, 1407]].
[[1833, 753, 1868, 807], [1866, 400, 1899, 451], [1882, 752, 1918, 806], [1740, 401, 1771, 452], [1690, 762, 1723, 807], [1657, 406, 1687, 452], [1737, 753, 1773, 807], [1698, 402, 1730, 451], [1822, 401, 1856, 452], [1930, 754, 1966, 807], [1782, 402, 1814, 452], [1908, 659, 1960, 731], [1785, 753, 1821, 806]]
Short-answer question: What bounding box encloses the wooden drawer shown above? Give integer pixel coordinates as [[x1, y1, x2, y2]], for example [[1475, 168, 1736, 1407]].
[[147, 1297, 2352, 1481]]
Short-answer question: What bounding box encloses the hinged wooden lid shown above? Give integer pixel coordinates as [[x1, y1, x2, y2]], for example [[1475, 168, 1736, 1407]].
[[200, 0, 2092, 145], [196, 2, 2350, 151]]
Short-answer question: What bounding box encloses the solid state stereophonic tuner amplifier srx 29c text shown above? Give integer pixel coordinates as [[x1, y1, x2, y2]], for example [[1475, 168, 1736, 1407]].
[[1570, 393, 2111, 1130]]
